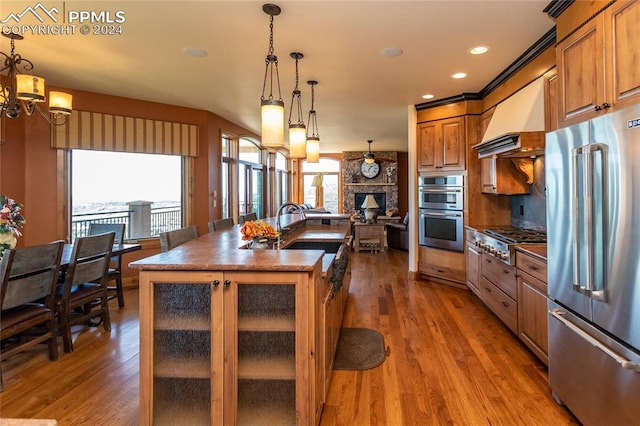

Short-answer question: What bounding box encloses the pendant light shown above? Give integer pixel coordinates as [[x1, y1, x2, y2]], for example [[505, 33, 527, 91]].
[[364, 139, 376, 163], [305, 80, 320, 163], [288, 52, 306, 158], [260, 4, 284, 148]]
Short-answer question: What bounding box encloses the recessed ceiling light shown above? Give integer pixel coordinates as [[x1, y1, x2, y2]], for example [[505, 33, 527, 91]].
[[381, 47, 403, 57], [422, 94, 434, 99], [182, 47, 208, 57], [452, 72, 467, 79], [469, 45, 489, 55]]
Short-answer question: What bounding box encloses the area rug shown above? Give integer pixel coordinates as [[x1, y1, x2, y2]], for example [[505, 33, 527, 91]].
[[334, 328, 388, 370]]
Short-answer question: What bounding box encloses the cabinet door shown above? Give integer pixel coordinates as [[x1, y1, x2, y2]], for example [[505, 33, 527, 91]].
[[466, 241, 481, 296], [224, 272, 307, 426], [418, 122, 438, 169], [480, 158, 497, 193], [418, 117, 466, 171], [440, 117, 466, 171], [607, 0, 640, 110], [517, 270, 548, 364], [139, 271, 224, 426], [557, 16, 605, 125]]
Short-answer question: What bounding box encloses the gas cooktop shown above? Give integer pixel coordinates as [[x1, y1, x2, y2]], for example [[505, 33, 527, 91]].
[[483, 227, 547, 244]]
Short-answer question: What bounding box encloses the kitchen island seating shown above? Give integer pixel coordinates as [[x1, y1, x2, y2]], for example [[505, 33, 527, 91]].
[[0, 241, 65, 392], [56, 232, 114, 353], [238, 212, 257, 224], [208, 218, 234, 232], [159, 225, 199, 252], [88, 223, 126, 307]]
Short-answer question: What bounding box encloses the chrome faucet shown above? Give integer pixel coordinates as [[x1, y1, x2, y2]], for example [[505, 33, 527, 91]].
[[276, 202, 304, 234]]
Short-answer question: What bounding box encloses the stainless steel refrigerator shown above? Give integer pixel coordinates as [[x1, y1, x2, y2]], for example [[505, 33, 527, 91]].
[[546, 105, 640, 425]]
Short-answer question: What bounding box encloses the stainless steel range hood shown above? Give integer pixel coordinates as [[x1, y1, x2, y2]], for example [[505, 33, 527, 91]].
[[473, 77, 545, 158]]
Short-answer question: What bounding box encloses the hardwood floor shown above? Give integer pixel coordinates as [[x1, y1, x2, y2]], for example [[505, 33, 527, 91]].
[[0, 249, 579, 425]]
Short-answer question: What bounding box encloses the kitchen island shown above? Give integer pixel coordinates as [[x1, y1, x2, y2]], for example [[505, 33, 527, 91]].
[[130, 213, 351, 426]]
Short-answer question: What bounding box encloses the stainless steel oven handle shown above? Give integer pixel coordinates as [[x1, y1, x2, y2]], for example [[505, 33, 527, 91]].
[[422, 211, 462, 218], [550, 309, 640, 372], [419, 188, 462, 193]]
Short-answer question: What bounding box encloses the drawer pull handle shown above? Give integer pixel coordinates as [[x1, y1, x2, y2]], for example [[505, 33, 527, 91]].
[[528, 265, 539, 271], [212, 280, 220, 287], [502, 269, 511, 274], [501, 301, 509, 307], [224, 280, 231, 287], [485, 287, 491, 292]]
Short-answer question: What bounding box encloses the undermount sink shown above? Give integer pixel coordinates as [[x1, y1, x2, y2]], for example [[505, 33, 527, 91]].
[[282, 240, 343, 253]]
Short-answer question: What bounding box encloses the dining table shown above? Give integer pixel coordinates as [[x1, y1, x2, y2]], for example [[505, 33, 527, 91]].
[[60, 242, 142, 269]]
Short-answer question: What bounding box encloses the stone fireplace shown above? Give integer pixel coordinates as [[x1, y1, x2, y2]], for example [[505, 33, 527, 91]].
[[342, 151, 398, 215]]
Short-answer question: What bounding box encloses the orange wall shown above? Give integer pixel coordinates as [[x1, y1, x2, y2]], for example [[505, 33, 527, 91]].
[[0, 87, 259, 282]]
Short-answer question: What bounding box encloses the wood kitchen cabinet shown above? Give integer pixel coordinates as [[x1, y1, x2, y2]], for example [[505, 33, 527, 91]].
[[417, 116, 466, 172], [465, 240, 481, 297], [480, 253, 518, 333], [516, 248, 548, 365], [557, 0, 640, 127], [139, 269, 320, 425], [480, 157, 530, 195]]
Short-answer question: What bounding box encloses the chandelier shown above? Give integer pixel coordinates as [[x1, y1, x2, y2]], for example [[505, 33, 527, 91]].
[[260, 3, 284, 148], [288, 52, 306, 158], [305, 80, 320, 163], [0, 33, 72, 125]]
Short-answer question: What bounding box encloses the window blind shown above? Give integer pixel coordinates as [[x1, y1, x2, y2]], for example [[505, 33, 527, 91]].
[[51, 110, 199, 157]]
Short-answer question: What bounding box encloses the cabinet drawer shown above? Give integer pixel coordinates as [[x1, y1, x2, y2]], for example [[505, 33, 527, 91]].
[[481, 254, 517, 299], [481, 276, 517, 333], [516, 252, 547, 283]]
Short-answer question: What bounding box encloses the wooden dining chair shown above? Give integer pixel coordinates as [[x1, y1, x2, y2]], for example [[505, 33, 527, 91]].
[[159, 225, 199, 252], [88, 223, 126, 308], [0, 240, 64, 392], [238, 212, 257, 224], [56, 232, 114, 353], [208, 218, 234, 232]]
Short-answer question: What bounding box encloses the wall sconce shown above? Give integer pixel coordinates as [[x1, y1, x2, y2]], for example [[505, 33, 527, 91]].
[[305, 80, 320, 163], [260, 3, 285, 148], [0, 33, 72, 126]]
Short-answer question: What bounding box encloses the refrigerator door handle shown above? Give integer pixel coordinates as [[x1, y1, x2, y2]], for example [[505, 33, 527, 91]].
[[588, 143, 608, 301], [550, 309, 639, 372], [571, 147, 587, 294]]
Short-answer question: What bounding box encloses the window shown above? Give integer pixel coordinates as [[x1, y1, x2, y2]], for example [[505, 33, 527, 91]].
[[221, 135, 233, 219], [71, 149, 182, 240], [275, 152, 290, 206], [302, 158, 340, 213], [238, 138, 264, 218]]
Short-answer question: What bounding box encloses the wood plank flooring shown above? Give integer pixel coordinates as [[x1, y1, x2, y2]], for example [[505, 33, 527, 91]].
[[0, 249, 579, 425]]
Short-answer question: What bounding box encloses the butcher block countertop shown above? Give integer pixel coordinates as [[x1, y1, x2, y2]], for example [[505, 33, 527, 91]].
[[515, 244, 547, 262], [129, 213, 351, 272]]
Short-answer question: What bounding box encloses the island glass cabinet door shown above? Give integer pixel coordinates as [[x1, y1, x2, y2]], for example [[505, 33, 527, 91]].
[[139, 269, 316, 425]]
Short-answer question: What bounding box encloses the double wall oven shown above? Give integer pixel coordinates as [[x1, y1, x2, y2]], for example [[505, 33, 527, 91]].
[[418, 175, 464, 252]]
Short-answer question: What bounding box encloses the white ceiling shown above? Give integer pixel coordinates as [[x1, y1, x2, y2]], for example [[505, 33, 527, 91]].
[[1, 0, 555, 153]]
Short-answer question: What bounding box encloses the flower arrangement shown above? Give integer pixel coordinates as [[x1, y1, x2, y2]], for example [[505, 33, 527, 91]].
[[240, 220, 279, 241], [0, 195, 26, 260]]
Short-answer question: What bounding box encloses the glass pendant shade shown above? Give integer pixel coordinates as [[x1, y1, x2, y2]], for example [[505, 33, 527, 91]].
[[48, 91, 73, 114], [16, 74, 45, 101], [261, 99, 285, 147], [306, 137, 320, 163], [288, 124, 307, 158]]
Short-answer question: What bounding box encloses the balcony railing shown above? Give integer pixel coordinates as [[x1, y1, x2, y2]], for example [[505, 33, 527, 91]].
[[72, 202, 181, 241]]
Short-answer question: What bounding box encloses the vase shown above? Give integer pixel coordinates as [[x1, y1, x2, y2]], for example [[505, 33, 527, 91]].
[[251, 237, 270, 250], [0, 232, 17, 260]]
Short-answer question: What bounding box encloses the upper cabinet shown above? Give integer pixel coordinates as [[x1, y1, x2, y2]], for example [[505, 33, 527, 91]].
[[557, 0, 640, 126], [417, 116, 466, 172]]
